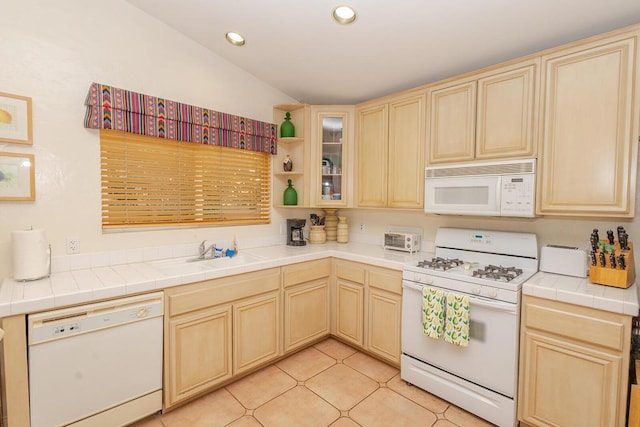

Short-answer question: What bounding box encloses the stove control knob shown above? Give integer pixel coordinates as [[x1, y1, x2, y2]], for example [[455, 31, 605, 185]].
[[413, 273, 422, 282], [488, 289, 498, 298], [472, 286, 481, 295], [423, 276, 433, 285]]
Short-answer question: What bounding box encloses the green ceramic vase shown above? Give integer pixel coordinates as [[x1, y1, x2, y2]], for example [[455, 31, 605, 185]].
[[283, 179, 298, 205], [280, 112, 295, 138]]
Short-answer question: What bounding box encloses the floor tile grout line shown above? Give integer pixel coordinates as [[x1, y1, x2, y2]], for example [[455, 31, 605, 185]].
[[300, 375, 381, 416], [223, 366, 298, 416], [274, 350, 339, 384], [143, 338, 491, 427], [312, 341, 358, 360]]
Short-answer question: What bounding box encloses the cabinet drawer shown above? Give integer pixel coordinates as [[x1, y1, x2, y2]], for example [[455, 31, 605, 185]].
[[524, 297, 627, 352], [335, 260, 365, 284], [368, 268, 402, 294], [167, 268, 280, 317], [282, 259, 330, 288]]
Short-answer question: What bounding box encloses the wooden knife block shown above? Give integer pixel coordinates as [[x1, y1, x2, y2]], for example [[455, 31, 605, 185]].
[[589, 242, 635, 288]]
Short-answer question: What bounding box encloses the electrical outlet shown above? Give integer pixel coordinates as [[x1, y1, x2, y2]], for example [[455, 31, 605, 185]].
[[359, 224, 365, 232], [66, 237, 80, 254]]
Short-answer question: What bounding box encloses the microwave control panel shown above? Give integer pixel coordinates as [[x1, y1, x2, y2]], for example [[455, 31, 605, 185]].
[[500, 174, 535, 217]]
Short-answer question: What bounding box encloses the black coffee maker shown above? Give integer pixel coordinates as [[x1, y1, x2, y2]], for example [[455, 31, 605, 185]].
[[287, 218, 306, 246]]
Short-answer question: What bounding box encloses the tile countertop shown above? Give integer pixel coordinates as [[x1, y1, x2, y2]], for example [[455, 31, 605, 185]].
[[523, 272, 639, 316], [0, 242, 429, 317], [4, 242, 638, 318]]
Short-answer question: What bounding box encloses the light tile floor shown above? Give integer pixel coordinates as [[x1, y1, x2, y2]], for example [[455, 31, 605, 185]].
[[132, 338, 495, 427]]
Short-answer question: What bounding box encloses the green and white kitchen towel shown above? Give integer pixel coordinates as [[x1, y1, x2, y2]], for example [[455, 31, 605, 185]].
[[422, 287, 445, 339], [444, 292, 470, 347]]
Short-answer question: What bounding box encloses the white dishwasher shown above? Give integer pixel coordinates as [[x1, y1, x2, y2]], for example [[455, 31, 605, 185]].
[[28, 292, 164, 427]]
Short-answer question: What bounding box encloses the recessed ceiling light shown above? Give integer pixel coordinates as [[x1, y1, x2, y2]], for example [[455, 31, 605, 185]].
[[332, 5, 357, 25], [225, 32, 246, 46]]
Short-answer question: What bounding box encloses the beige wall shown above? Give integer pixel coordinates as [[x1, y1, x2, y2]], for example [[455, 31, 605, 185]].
[[0, 0, 297, 279]]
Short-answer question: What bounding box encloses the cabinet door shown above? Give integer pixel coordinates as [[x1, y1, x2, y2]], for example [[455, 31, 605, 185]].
[[284, 279, 330, 352], [519, 330, 622, 427], [335, 279, 364, 347], [233, 292, 281, 375], [388, 94, 426, 208], [428, 81, 476, 164], [366, 288, 402, 365], [315, 110, 349, 207], [357, 103, 389, 207], [476, 62, 537, 159], [538, 36, 638, 216], [166, 305, 232, 407]]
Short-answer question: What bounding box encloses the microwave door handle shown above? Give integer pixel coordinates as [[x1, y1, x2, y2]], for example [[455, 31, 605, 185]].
[[495, 176, 502, 214]]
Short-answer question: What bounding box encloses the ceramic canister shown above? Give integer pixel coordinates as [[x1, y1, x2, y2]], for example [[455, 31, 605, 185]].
[[309, 226, 327, 244], [337, 216, 349, 243]]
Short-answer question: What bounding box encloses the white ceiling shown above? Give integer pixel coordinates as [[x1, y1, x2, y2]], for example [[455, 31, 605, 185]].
[[126, 0, 640, 105]]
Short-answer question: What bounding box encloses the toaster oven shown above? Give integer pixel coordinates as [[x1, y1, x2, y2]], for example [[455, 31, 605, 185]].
[[384, 232, 421, 253]]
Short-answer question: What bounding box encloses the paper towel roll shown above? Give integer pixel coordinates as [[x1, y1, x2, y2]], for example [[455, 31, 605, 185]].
[[12, 228, 50, 281]]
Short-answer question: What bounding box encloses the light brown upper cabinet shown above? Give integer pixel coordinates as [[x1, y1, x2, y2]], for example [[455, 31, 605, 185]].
[[356, 92, 426, 208], [428, 59, 539, 164], [311, 106, 354, 207], [537, 33, 639, 217]]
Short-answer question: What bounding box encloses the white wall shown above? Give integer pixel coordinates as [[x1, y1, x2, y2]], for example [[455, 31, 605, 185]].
[[0, 0, 297, 278]]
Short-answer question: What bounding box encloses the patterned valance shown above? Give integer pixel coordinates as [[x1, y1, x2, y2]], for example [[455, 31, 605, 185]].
[[84, 82, 277, 154]]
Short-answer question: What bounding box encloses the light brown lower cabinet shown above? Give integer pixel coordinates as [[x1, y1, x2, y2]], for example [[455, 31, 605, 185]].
[[335, 260, 402, 365], [233, 291, 281, 375], [282, 259, 331, 352], [167, 304, 233, 405], [518, 296, 632, 427], [334, 258, 366, 347], [366, 275, 402, 365], [336, 278, 365, 347], [162, 258, 404, 410], [164, 268, 281, 408]]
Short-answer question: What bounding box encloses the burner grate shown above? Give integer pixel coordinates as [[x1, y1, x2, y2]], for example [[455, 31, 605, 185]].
[[472, 265, 523, 282], [417, 257, 464, 271]]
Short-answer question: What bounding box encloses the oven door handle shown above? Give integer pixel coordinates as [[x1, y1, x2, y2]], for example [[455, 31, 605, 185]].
[[402, 281, 517, 314]]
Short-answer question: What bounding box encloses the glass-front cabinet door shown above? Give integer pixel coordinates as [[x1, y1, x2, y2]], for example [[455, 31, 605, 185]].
[[315, 111, 349, 206]]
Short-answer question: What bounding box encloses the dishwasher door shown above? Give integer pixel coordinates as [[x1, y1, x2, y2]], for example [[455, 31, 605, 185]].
[[28, 292, 163, 427]]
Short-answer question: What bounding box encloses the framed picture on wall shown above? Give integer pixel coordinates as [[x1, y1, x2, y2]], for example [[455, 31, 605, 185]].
[[0, 92, 33, 145], [0, 152, 35, 201]]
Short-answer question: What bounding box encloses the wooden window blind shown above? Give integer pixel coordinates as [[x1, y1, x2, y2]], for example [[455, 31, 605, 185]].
[[100, 130, 270, 229]]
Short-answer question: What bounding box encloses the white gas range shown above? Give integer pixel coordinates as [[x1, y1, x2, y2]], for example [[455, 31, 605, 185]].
[[401, 228, 538, 427]]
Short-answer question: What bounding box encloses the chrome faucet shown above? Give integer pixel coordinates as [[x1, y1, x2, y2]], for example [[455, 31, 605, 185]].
[[198, 240, 216, 259]]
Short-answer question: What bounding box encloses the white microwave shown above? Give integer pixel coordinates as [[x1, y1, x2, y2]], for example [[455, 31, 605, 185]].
[[424, 159, 536, 217]]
